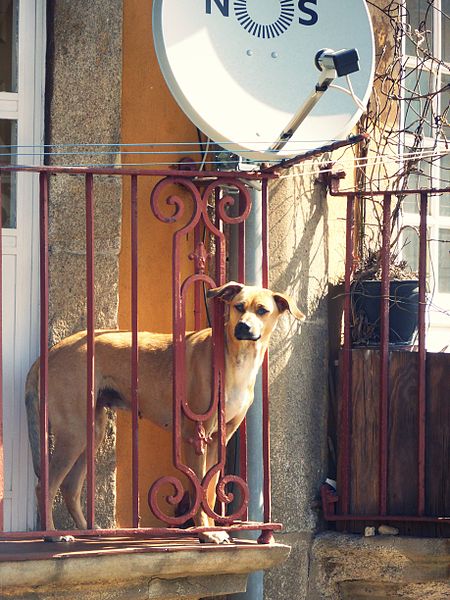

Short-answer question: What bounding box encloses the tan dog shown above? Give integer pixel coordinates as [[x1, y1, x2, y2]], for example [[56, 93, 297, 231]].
[[25, 282, 304, 543]]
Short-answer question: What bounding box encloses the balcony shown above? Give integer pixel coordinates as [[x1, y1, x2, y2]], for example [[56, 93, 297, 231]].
[[323, 182, 450, 536], [0, 164, 289, 599]]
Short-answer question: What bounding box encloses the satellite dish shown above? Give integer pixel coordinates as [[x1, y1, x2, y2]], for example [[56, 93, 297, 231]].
[[153, 0, 375, 162]]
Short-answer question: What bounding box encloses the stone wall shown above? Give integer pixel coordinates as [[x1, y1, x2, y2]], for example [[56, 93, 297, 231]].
[[309, 533, 450, 600], [264, 166, 331, 600], [262, 3, 449, 599], [45, 0, 123, 529]]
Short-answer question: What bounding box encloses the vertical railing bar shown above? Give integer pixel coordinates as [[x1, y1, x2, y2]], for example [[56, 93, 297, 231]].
[[238, 191, 246, 284], [85, 173, 96, 529], [193, 223, 202, 330], [131, 175, 140, 527], [172, 234, 182, 469], [215, 188, 225, 285], [214, 188, 226, 516], [39, 172, 50, 530], [417, 191, 428, 515], [261, 178, 271, 523], [379, 192, 391, 516], [338, 193, 355, 516], [0, 176, 4, 531], [237, 189, 248, 518], [261, 179, 269, 291]]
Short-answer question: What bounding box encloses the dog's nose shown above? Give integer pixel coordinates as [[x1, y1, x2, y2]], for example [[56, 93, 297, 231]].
[[234, 321, 252, 340]]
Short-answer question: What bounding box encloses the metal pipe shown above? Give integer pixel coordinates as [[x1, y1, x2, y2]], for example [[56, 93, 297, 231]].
[[263, 134, 369, 173], [235, 186, 264, 600]]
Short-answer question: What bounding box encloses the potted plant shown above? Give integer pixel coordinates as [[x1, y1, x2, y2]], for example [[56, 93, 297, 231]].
[[350, 244, 419, 347]]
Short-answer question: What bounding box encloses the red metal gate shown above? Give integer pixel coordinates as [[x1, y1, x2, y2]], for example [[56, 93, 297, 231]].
[[322, 177, 450, 531], [0, 164, 278, 541]]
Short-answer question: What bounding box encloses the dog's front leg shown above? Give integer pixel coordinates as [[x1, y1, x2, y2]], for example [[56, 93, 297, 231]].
[[182, 436, 229, 544]]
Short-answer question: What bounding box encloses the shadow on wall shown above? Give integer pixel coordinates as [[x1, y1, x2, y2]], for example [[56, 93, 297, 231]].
[[267, 163, 330, 534]]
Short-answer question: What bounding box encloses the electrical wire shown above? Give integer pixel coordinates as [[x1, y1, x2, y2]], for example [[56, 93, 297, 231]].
[[1, 144, 448, 172]]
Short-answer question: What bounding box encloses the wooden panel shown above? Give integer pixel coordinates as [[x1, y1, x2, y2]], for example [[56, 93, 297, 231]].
[[335, 349, 450, 537], [388, 351, 419, 515], [426, 353, 450, 536], [350, 349, 380, 516]]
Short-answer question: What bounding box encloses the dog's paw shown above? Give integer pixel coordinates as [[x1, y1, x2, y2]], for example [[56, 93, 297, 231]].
[[44, 535, 75, 543], [199, 530, 231, 544]]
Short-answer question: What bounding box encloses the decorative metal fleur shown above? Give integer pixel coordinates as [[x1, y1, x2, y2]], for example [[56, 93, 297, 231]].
[[189, 421, 213, 456], [188, 242, 210, 275]]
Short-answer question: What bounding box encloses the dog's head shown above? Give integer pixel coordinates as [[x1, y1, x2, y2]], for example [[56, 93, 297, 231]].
[[207, 282, 305, 343]]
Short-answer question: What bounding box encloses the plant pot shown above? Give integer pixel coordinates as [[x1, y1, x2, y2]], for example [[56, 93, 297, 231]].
[[351, 279, 419, 347]]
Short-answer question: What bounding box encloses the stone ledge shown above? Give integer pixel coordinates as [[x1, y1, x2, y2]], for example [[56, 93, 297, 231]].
[[0, 537, 290, 599], [309, 532, 450, 600]]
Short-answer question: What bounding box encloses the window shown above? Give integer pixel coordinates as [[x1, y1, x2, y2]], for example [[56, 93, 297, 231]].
[[0, 0, 18, 228], [402, 0, 450, 351], [0, 0, 18, 93], [0, 119, 17, 228]]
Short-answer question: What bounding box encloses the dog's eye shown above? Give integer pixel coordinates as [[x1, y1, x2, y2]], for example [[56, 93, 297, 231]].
[[256, 307, 269, 316], [234, 303, 245, 313]]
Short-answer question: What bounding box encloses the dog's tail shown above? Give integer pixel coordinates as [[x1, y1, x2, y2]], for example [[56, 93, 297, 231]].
[[25, 359, 41, 478]]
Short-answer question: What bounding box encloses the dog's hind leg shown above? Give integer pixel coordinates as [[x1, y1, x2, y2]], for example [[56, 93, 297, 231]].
[[60, 407, 108, 529], [39, 433, 85, 530], [59, 451, 88, 529]]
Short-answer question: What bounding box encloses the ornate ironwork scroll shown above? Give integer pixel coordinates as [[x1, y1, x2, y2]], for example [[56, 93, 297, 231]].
[[148, 176, 251, 525]]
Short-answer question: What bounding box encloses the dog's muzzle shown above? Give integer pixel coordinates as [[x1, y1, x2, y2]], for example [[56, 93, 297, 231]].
[[234, 321, 261, 341]]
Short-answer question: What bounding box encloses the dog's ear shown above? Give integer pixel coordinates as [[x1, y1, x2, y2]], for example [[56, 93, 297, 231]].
[[207, 281, 244, 302], [273, 292, 306, 321]]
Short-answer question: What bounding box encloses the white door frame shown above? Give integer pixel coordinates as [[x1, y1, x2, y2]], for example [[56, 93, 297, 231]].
[[1, 0, 45, 531]]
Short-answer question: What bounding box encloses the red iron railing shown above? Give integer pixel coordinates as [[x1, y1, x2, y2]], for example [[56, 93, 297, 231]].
[[0, 164, 280, 541], [321, 179, 450, 528]]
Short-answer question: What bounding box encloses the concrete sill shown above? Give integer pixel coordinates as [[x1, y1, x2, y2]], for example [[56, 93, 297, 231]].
[[310, 532, 450, 600], [0, 536, 290, 599]]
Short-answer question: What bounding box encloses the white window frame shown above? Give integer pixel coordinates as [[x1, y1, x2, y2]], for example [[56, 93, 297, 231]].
[[401, 0, 450, 352]]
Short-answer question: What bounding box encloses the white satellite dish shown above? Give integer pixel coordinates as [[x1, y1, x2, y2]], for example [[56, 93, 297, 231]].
[[152, 0, 375, 162]]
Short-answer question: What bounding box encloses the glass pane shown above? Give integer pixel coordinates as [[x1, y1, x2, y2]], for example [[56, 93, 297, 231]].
[[403, 68, 433, 138], [0, 119, 17, 229], [402, 226, 420, 273], [438, 228, 450, 293], [0, 0, 18, 93], [440, 73, 449, 139], [403, 154, 432, 214], [401, 226, 431, 284], [439, 152, 450, 215], [405, 0, 434, 56]]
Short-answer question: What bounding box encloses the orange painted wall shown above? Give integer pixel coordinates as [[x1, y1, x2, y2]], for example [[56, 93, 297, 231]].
[[117, 0, 201, 526]]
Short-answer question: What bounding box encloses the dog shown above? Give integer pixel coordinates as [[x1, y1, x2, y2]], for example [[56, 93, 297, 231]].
[[25, 281, 305, 543]]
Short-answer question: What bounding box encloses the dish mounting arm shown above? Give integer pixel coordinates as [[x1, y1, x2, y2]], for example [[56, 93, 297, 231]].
[[269, 48, 360, 153]]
